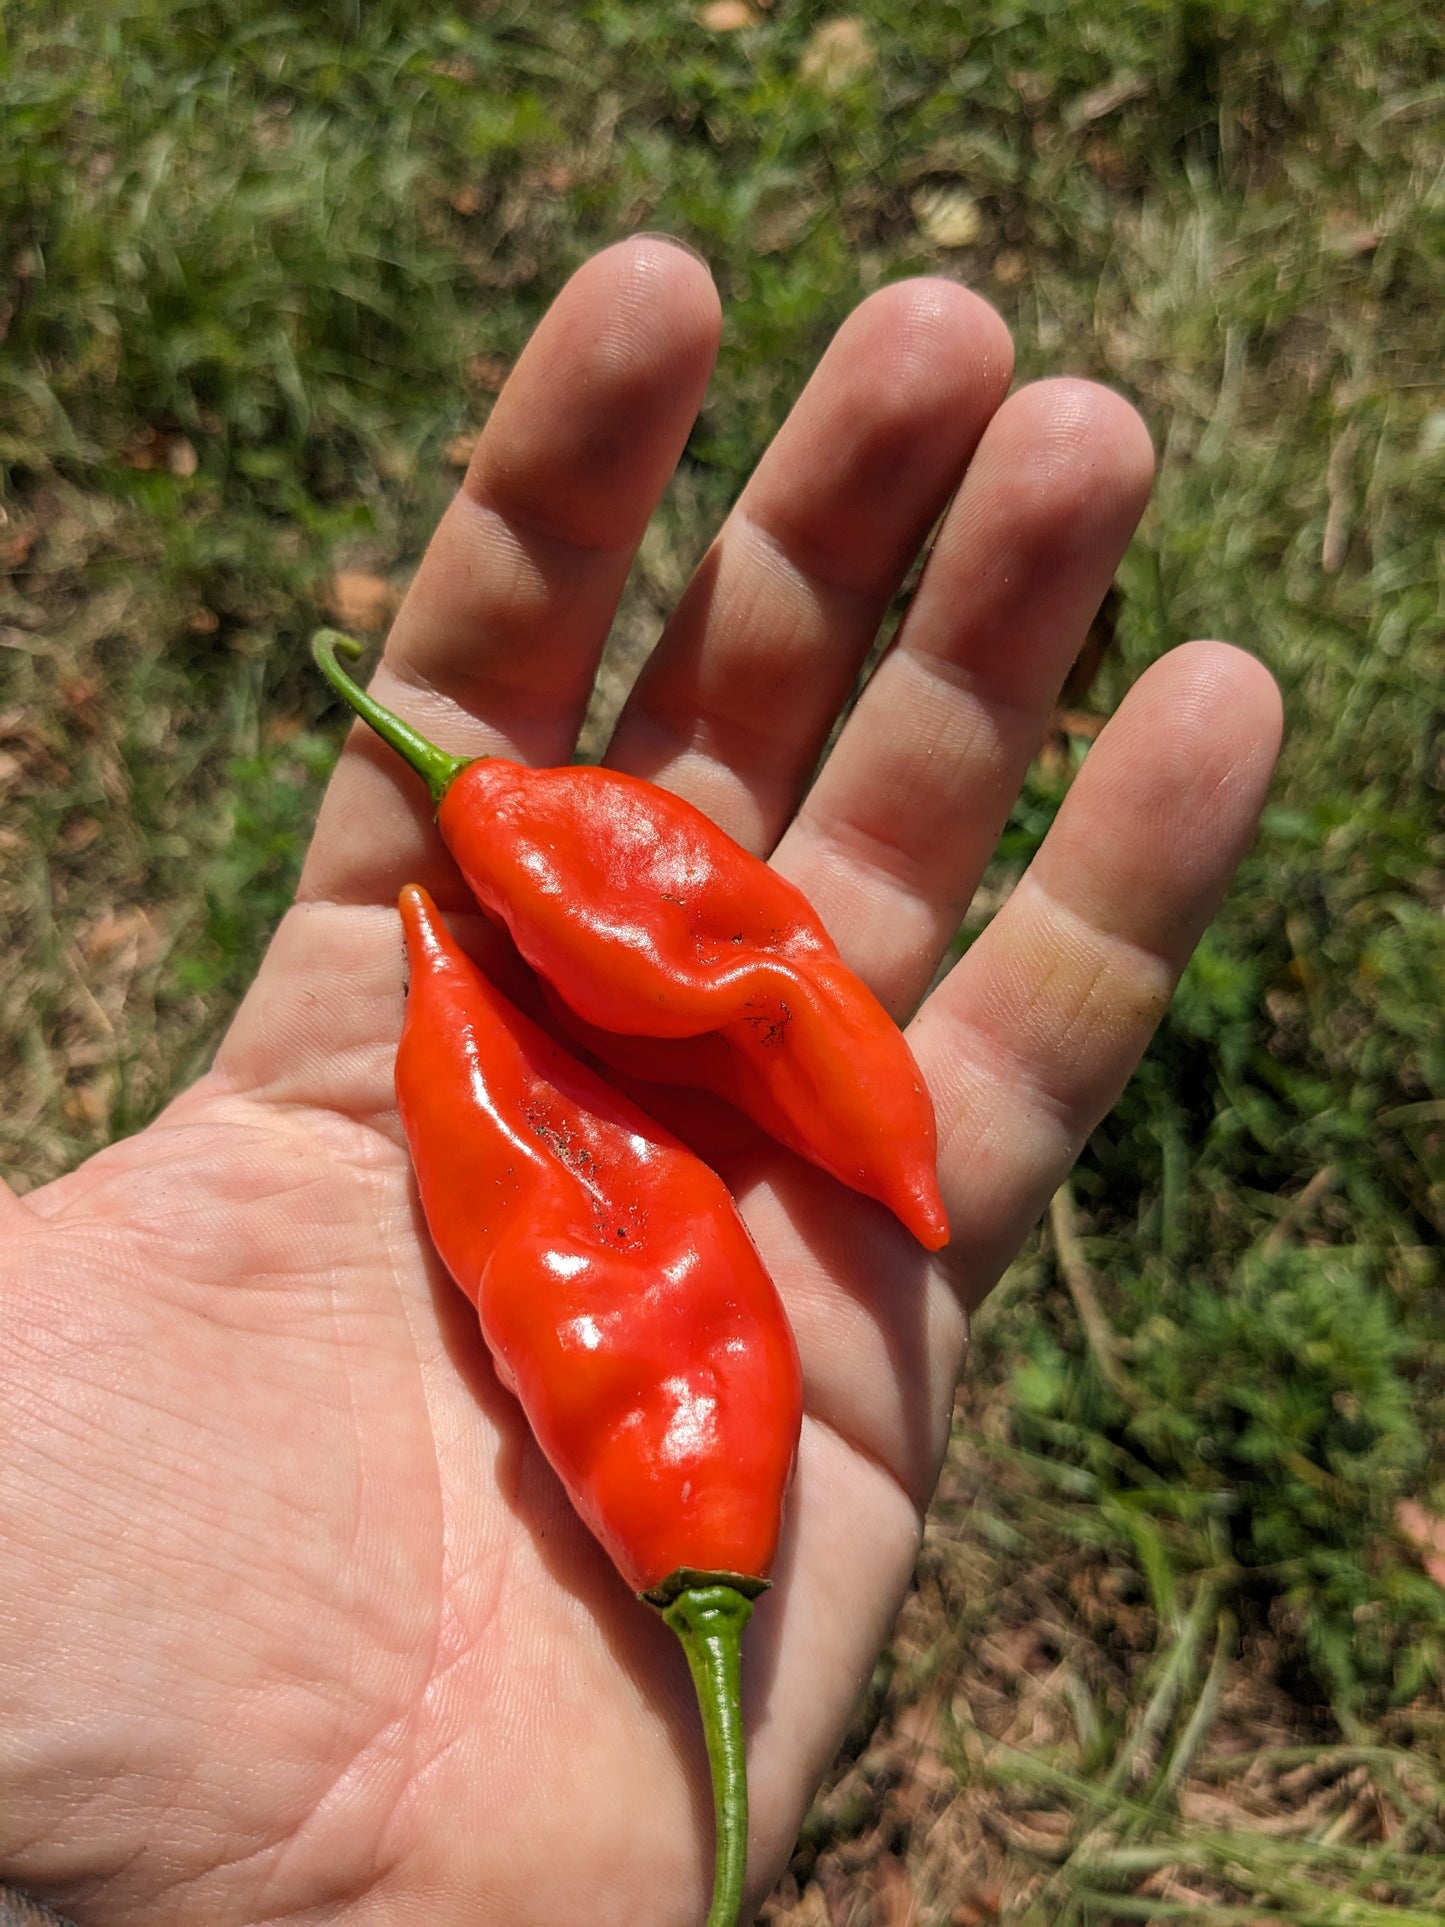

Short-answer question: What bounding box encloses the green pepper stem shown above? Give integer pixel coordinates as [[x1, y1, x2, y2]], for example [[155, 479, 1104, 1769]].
[[659, 1582, 756, 1927], [311, 629, 470, 807]]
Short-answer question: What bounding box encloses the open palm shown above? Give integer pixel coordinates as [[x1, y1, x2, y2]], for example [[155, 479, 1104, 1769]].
[[0, 238, 1280, 1927]]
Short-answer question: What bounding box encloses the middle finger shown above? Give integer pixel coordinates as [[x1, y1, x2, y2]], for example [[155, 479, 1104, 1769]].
[[603, 278, 1014, 851], [773, 376, 1157, 1017]]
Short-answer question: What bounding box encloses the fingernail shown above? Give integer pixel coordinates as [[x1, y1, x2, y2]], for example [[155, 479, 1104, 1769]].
[[630, 230, 712, 269]]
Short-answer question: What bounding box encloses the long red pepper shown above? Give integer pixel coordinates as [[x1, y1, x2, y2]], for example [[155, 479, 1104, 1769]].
[[395, 884, 803, 1927], [317, 631, 948, 1249]]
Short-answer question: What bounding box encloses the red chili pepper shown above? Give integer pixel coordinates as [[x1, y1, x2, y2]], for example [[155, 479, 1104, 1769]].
[[317, 632, 948, 1249], [395, 883, 802, 1927]]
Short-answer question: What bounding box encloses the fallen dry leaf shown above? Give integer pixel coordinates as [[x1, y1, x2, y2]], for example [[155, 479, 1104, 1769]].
[[1010, 69, 1052, 110], [119, 426, 199, 474], [1084, 135, 1129, 189], [951, 1885, 1003, 1926], [0, 524, 37, 572], [59, 815, 102, 854], [1072, 72, 1150, 126], [63, 1081, 111, 1131], [59, 672, 101, 722], [1397, 1499, 1445, 1589], [444, 432, 479, 470], [981, 1804, 1074, 1856], [1039, 581, 1121, 776], [799, 16, 875, 90], [466, 352, 512, 392], [119, 427, 164, 470], [81, 906, 165, 968], [872, 1851, 918, 1927], [1322, 212, 1381, 256], [992, 249, 1030, 285], [792, 1887, 831, 1927], [700, 0, 756, 29], [326, 569, 397, 633], [912, 186, 983, 250]]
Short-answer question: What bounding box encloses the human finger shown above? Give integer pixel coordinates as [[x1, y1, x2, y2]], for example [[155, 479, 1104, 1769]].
[[772, 378, 1155, 1016], [746, 656, 1265, 1891], [300, 235, 722, 908], [727, 642, 1280, 1525], [912, 639, 1283, 1315], [602, 278, 1014, 852]]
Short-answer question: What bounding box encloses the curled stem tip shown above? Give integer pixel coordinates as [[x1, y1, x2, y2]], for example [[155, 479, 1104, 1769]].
[[658, 1581, 756, 1927], [310, 628, 469, 806]]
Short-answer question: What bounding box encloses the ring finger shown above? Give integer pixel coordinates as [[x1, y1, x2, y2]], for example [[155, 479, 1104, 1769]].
[[602, 277, 1015, 853], [772, 376, 1157, 1017]]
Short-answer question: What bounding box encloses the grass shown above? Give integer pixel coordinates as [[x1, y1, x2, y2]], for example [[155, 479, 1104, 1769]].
[[2, 1, 1442, 1919]]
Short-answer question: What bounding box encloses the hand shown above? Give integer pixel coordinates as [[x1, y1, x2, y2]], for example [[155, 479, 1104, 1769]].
[[0, 236, 1281, 1926]]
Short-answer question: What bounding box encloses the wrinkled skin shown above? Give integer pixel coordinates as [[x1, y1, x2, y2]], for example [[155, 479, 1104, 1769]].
[[0, 239, 1281, 1926]]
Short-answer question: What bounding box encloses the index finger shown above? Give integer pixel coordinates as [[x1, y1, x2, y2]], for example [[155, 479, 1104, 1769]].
[[300, 236, 723, 909]]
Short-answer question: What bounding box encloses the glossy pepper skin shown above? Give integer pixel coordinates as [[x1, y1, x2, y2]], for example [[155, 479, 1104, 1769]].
[[395, 885, 802, 1927], [395, 883, 802, 1595], [317, 631, 948, 1250]]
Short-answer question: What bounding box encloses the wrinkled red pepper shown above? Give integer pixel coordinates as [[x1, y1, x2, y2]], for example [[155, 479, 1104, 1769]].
[[316, 632, 948, 1249], [395, 883, 802, 1927]]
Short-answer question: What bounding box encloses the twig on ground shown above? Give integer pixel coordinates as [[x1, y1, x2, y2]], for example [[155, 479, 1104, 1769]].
[[1048, 1182, 1140, 1409]]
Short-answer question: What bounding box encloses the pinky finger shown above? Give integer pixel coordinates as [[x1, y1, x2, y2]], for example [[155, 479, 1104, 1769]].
[[910, 640, 1283, 1309]]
